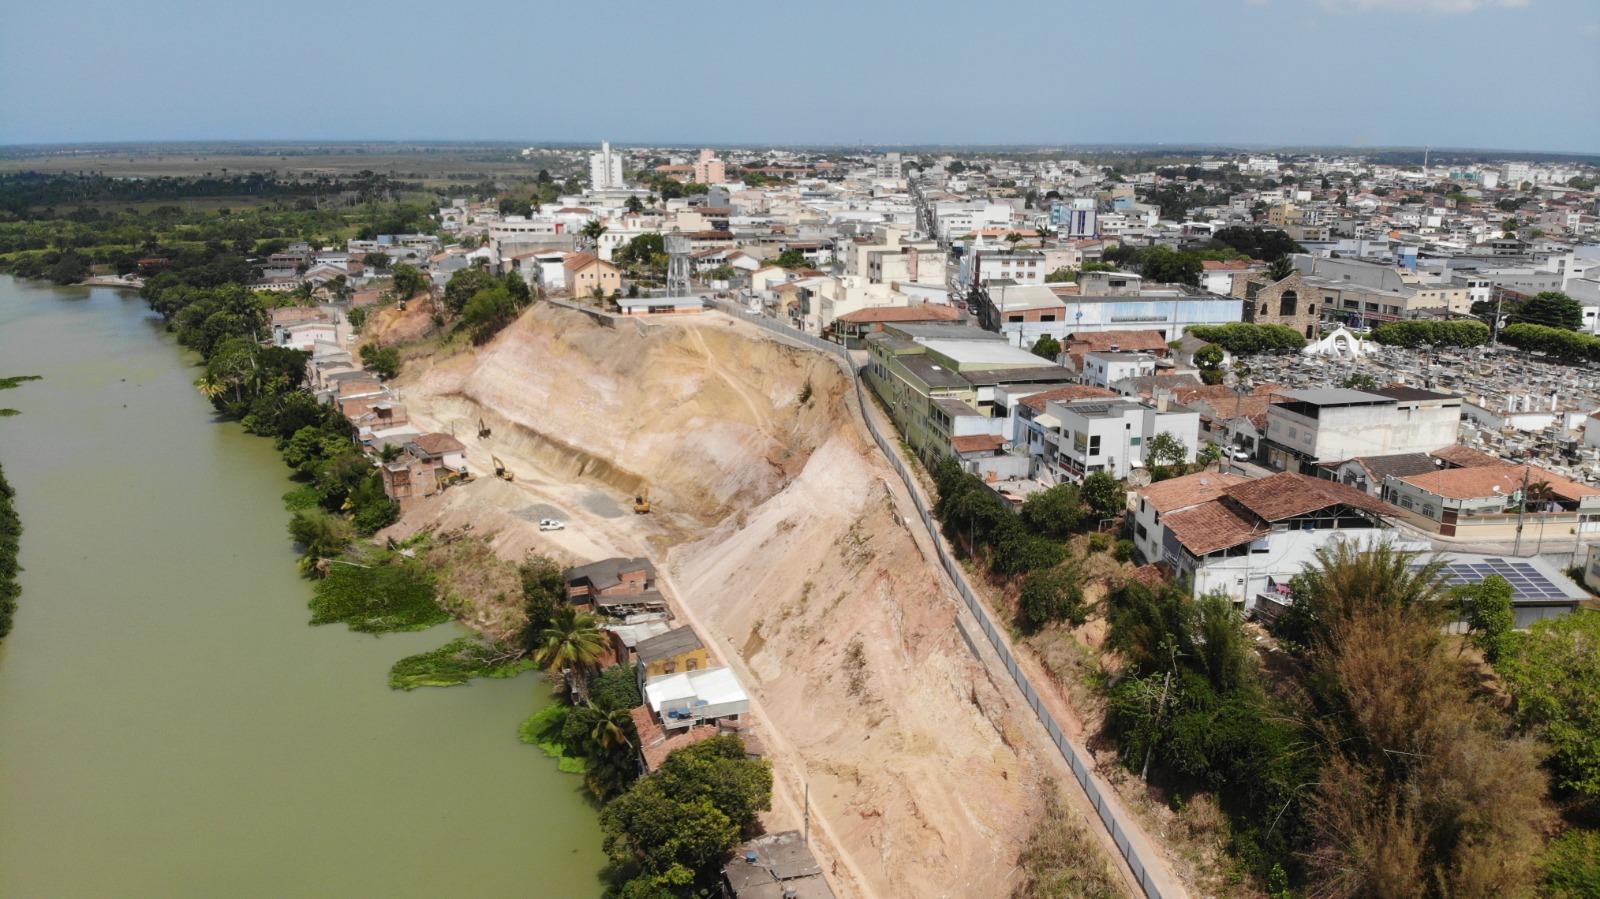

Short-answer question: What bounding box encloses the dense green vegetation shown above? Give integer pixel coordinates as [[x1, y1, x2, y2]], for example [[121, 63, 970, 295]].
[[0, 464, 19, 643], [1111, 540, 1561, 893], [934, 458, 1067, 577], [1499, 612, 1600, 804], [389, 636, 536, 690], [600, 735, 772, 896], [1369, 319, 1490, 348], [1500, 322, 1600, 363], [307, 551, 448, 633], [1210, 226, 1304, 262], [0, 374, 42, 417], [1185, 322, 1307, 354]]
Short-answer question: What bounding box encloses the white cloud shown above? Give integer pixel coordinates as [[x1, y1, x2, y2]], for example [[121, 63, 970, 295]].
[[1319, 0, 1529, 13]]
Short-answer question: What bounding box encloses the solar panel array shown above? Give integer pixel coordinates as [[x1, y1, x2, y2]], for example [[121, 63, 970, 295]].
[[1435, 557, 1575, 600]]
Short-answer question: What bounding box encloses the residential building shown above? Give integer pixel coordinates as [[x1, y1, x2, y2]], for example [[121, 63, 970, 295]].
[[693, 148, 726, 185], [1261, 387, 1462, 473], [1380, 460, 1600, 541], [589, 141, 625, 190], [643, 667, 749, 731], [567, 557, 656, 603], [1137, 472, 1407, 608], [562, 252, 622, 297], [634, 626, 710, 684], [1049, 198, 1098, 238], [1025, 394, 1200, 483], [722, 831, 836, 899]]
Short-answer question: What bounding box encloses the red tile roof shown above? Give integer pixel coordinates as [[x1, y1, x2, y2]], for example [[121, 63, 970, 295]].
[[1137, 471, 1251, 514], [1064, 330, 1171, 355], [1162, 499, 1269, 556], [411, 433, 466, 456], [836, 305, 960, 324], [1018, 385, 1118, 412], [1429, 444, 1502, 469], [952, 434, 1006, 454], [1398, 463, 1600, 503], [1224, 472, 1393, 521]]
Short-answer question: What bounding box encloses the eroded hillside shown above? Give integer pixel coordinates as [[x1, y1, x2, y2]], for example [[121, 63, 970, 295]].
[[389, 306, 1124, 898]]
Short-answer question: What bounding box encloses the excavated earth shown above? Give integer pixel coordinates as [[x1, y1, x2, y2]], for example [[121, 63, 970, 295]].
[[382, 304, 1124, 898]]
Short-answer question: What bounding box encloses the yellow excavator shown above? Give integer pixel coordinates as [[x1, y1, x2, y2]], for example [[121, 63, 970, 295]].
[[633, 486, 651, 514], [492, 455, 514, 482]]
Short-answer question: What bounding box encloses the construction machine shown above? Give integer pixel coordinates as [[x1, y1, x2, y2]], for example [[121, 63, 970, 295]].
[[477, 418, 491, 439], [492, 455, 514, 482], [633, 486, 651, 514]]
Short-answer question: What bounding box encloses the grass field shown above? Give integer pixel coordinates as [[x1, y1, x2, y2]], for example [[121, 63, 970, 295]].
[[0, 145, 581, 185]]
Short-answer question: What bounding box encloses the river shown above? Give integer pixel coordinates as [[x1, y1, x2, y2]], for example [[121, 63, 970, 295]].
[[0, 277, 603, 897]]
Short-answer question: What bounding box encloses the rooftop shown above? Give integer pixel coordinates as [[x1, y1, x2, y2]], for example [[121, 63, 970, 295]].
[[921, 339, 1055, 369], [723, 830, 836, 899], [636, 626, 705, 664], [1137, 471, 1251, 514]]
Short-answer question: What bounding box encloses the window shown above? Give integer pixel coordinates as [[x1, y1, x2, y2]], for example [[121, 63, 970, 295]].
[[1089, 435, 1101, 454], [1279, 290, 1298, 317]]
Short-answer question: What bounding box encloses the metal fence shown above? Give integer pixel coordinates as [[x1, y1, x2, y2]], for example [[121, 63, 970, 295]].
[[708, 299, 1167, 898]]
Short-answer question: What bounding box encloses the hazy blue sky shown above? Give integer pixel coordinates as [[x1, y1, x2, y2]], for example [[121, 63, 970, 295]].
[[2, 0, 1596, 152]]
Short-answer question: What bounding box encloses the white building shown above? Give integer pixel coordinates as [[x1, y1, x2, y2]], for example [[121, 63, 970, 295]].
[[1025, 394, 1200, 483], [1262, 387, 1462, 473], [589, 141, 625, 191], [643, 667, 749, 731]]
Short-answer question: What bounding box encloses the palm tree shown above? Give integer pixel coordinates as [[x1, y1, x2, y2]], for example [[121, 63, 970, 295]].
[[533, 606, 606, 696], [194, 374, 225, 399], [589, 704, 634, 752], [580, 219, 608, 253], [1267, 256, 1296, 282]]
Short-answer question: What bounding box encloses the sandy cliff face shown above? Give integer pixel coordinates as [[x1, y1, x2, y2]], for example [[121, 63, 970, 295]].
[[390, 307, 1093, 898]]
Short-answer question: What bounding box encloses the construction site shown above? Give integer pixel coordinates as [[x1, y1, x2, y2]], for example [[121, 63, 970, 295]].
[[371, 303, 1167, 899]]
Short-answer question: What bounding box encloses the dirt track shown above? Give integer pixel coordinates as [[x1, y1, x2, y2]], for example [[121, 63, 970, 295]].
[[384, 305, 1130, 898]]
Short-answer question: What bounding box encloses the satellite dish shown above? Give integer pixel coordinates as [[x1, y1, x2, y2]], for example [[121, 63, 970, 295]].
[[1128, 469, 1152, 487]]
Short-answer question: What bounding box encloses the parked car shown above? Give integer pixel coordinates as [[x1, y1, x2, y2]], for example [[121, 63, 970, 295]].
[[1229, 447, 1253, 462], [538, 518, 564, 531]]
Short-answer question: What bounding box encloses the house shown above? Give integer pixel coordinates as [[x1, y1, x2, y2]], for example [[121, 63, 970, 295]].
[[567, 557, 656, 602], [1200, 259, 1263, 295], [831, 303, 960, 347], [1145, 472, 1410, 608], [1261, 387, 1462, 474], [643, 666, 749, 731], [1381, 461, 1600, 541], [1025, 394, 1200, 483], [635, 626, 710, 684], [1317, 452, 1440, 498], [722, 831, 836, 899], [562, 252, 622, 297], [378, 432, 468, 507], [1130, 470, 1251, 567], [403, 433, 467, 473]]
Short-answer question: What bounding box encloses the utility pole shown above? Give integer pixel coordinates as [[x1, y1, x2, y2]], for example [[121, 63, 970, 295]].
[[1512, 464, 1531, 556]]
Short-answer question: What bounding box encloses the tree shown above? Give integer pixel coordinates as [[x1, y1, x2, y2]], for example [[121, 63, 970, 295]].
[[773, 249, 807, 269], [580, 218, 608, 252], [1266, 256, 1296, 282], [362, 251, 390, 272], [443, 266, 499, 315], [1456, 574, 1514, 662], [287, 509, 354, 568], [358, 344, 401, 380], [1020, 482, 1086, 539], [533, 606, 606, 696], [1512, 291, 1584, 331], [1137, 245, 1202, 287], [497, 196, 532, 218], [1145, 432, 1187, 470], [518, 553, 567, 649], [601, 736, 771, 893], [390, 263, 427, 301], [1044, 267, 1076, 283], [1339, 372, 1379, 390], [1081, 471, 1126, 521], [1499, 612, 1600, 800], [461, 285, 519, 344], [1019, 563, 1087, 633], [624, 195, 645, 215], [1194, 343, 1225, 384], [1030, 334, 1061, 360]]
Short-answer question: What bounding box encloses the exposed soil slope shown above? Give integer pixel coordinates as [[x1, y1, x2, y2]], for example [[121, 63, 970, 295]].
[[389, 306, 1123, 898]]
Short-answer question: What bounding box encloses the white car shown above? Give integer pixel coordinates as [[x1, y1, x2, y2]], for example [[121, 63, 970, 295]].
[[538, 518, 565, 531], [1229, 448, 1253, 462]]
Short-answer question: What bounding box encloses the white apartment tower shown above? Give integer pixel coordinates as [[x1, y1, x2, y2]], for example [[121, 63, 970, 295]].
[[589, 141, 624, 190]]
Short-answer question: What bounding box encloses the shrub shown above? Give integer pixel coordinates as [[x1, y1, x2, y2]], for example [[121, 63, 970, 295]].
[[1185, 323, 1307, 355], [1019, 563, 1087, 633], [1369, 319, 1489, 348], [308, 555, 446, 632]]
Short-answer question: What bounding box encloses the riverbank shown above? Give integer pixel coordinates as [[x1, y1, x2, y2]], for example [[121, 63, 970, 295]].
[[0, 277, 605, 897]]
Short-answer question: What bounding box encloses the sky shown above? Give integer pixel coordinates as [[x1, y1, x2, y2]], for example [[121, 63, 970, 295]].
[[2, 0, 1597, 153]]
